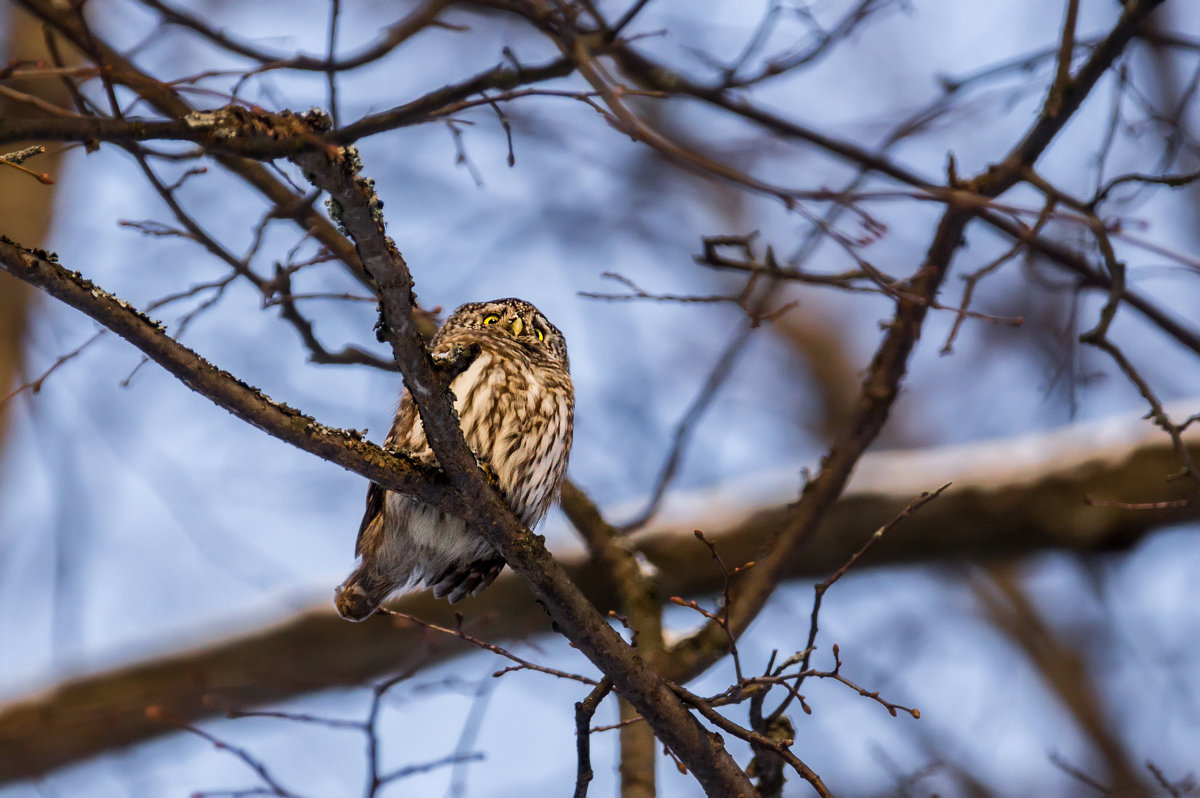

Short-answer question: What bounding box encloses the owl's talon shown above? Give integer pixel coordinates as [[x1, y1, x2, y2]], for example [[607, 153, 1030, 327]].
[[431, 342, 481, 379]]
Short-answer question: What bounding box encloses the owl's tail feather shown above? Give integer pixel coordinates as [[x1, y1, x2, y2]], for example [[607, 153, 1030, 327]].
[[335, 564, 407, 621], [335, 581, 378, 621]]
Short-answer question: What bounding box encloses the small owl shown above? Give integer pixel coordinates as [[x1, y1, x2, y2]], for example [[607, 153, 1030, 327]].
[[336, 298, 574, 620]]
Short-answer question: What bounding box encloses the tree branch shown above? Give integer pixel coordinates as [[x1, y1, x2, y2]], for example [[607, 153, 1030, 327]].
[[0, 235, 461, 513]]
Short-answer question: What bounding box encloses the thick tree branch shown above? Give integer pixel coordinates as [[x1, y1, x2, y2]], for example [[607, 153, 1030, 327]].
[[0, 235, 466, 513]]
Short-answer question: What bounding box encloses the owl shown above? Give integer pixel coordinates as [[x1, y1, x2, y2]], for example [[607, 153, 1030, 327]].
[[335, 298, 574, 620]]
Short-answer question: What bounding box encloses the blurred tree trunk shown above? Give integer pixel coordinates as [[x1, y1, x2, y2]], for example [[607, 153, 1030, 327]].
[[0, 5, 70, 441]]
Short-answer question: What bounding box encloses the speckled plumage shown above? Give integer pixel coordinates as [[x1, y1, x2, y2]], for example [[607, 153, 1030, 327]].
[[336, 298, 573, 619]]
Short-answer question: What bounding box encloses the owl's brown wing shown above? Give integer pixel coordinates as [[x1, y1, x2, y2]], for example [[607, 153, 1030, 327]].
[[355, 480, 385, 557], [355, 391, 423, 556]]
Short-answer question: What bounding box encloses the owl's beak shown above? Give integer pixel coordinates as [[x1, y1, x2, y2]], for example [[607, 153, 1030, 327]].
[[510, 317, 524, 337]]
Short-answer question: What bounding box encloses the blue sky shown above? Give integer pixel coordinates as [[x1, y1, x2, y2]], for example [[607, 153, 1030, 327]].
[[2, 0, 1199, 795]]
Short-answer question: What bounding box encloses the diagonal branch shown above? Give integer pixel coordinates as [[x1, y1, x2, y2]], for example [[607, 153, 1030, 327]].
[[0, 235, 463, 515]]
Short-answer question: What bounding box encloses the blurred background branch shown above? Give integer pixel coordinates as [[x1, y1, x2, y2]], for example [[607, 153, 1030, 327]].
[[0, 410, 1194, 784]]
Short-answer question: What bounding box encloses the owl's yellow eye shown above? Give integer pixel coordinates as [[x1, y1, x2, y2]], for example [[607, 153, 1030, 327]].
[[482, 315, 500, 325], [535, 327, 544, 341]]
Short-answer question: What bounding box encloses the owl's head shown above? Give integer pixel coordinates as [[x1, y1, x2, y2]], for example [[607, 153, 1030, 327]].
[[441, 298, 569, 369]]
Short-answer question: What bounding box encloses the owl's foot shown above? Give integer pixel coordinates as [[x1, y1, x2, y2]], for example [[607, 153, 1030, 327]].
[[335, 581, 380, 622], [477, 458, 499, 488], [430, 342, 481, 379]]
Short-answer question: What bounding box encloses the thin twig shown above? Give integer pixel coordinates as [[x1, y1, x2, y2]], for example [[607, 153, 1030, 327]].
[[770, 483, 950, 722], [572, 679, 613, 798], [381, 609, 599, 686]]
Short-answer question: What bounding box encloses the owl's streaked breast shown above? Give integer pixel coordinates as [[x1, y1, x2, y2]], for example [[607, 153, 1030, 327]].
[[336, 297, 574, 615], [449, 342, 573, 525]]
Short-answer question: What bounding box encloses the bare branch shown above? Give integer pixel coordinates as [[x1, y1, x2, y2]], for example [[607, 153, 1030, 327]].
[[0, 235, 463, 514], [572, 680, 613, 798]]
